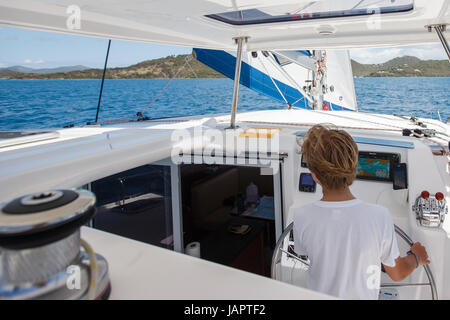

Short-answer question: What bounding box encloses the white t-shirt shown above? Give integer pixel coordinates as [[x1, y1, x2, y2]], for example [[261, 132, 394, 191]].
[[293, 199, 400, 300]]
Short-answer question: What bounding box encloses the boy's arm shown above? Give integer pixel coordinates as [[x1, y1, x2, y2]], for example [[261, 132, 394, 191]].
[[383, 242, 430, 282]]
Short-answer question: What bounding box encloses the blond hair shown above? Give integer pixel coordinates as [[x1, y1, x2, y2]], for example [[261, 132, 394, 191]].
[[301, 124, 358, 190]]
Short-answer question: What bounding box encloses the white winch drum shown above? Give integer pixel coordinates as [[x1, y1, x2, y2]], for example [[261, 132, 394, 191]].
[[0, 189, 110, 300]]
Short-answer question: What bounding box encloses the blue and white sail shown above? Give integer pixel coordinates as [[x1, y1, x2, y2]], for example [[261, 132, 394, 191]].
[[193, 48, 358, 111]]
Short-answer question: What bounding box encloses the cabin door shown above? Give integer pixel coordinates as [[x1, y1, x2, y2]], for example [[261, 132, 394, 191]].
[[174, 158, 284, 277]]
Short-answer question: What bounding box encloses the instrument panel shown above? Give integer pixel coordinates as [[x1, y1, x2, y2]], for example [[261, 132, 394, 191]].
[[300, 151, 407, 191], [356, 152, 399, 182]]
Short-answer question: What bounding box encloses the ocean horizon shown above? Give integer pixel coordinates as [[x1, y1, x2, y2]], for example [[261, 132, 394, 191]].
[[0, 77, 449, 130]]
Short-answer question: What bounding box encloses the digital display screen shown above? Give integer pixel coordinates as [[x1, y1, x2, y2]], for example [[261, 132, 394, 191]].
[[357, 157, 390, 180], [393, 163, 407, 190], [300, 173, 315, 186]]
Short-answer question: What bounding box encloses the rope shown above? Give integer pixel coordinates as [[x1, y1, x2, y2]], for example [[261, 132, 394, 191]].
[[87, 55, 193, 126], [257, 55, 291, 108], [291, 96, 305, 107], [185, 57, 230, 107], [95, 39, 112, 123], [140, 56, 192, 117], [80, 238, 98, 300]]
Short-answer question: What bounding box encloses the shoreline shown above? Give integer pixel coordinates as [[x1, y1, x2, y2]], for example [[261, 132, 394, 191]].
[[1, 76, 449, 81]]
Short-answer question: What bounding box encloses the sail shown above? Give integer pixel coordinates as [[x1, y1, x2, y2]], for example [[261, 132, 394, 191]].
[[193, 48, 358, 111], [324, 50, 358, 111]]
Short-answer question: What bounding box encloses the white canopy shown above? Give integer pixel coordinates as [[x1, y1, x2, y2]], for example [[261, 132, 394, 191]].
[[0, 0, 448, 50]]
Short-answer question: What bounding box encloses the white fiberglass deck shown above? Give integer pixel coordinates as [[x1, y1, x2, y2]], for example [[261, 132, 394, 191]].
[[81, 226, 334, 299]]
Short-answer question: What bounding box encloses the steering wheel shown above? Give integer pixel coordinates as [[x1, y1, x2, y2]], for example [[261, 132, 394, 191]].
[[271, 222, 438, 300]]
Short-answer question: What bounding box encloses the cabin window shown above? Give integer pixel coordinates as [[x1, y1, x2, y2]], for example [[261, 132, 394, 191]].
[[90, 165, 174, 249], [206, 1, 413, 25]]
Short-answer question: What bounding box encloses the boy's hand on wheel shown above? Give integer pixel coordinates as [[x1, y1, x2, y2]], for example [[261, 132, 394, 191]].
[[411, 242, 430, 266]]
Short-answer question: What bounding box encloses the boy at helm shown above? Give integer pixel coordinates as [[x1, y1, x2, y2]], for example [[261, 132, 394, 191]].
[[293, 124, 429, 299]]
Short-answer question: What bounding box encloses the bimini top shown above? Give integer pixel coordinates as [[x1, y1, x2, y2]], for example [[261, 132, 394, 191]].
[[0, 0, 448, 50]]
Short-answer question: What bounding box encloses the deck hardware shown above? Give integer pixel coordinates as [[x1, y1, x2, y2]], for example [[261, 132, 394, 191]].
[[403, 128, 436, 138], [0, 189, 110, 300], [409, 116, 427, 128], [412, 191, 447, 228], [402, 129, 411, 136], [416, 129, 436, 137], [136, 112, 150, 121]]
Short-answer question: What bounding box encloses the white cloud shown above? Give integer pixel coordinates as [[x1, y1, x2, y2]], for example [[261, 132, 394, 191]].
[[23, 58, 45, 64], [350, 44, 447, 64]]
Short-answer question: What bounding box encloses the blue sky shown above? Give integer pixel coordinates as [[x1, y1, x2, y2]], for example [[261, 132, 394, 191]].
[[0, 27, 447, 69], [0, 27, 192, 69]]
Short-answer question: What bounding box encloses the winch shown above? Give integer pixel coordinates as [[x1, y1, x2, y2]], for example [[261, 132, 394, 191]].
[[0, 189, 110, 300]]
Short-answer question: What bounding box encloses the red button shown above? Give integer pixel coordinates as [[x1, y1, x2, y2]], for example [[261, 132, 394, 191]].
[[436, 192, 444, 201], [421, 191, 430, 199]]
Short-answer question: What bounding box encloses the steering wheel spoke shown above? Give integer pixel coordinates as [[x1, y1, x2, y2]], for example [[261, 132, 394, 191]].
[[381, 282, 431, 288]]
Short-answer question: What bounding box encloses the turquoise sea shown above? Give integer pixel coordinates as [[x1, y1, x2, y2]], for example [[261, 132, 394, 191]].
[[0, 77, 448, 130]]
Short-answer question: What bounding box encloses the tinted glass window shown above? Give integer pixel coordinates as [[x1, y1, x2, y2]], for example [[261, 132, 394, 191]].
[[91, 165, 173, 249]]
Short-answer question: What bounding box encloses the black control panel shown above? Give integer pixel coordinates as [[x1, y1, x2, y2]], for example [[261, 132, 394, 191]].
[[300, 154, 308, 168], [299, 173, 316, 193], [393, 163, 408, 190]]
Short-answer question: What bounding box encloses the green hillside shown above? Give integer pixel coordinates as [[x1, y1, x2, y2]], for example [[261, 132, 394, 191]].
[[0, 54, 224, 80], [1, 54, 448, 80], [351, 56, 449, 77]]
